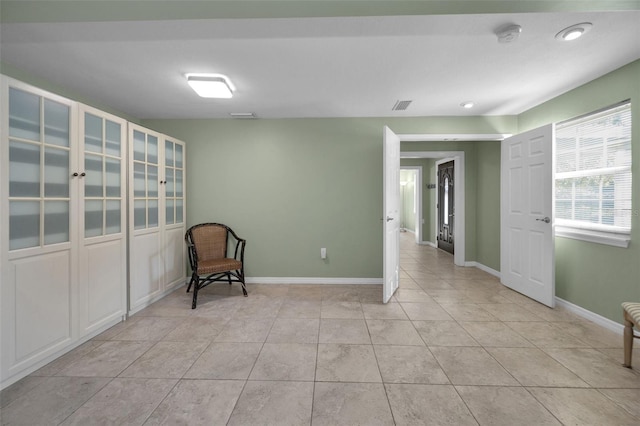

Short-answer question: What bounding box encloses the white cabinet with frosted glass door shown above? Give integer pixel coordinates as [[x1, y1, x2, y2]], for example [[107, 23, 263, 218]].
[[0, 78, 127, 387], [128, 124, 186, 314], [77, 105, 127, 336]]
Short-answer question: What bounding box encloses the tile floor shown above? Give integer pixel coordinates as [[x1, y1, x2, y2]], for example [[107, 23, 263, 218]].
[[2, 233, 639, 425]]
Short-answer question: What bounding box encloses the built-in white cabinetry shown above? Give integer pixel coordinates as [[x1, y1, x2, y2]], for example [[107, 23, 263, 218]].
[[1, 77, 186, 389], [128, 123, 186, 315], [1, 78, 127, 387]]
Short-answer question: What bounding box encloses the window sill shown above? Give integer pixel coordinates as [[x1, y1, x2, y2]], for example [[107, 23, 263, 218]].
[[555, 226, 630, 248]]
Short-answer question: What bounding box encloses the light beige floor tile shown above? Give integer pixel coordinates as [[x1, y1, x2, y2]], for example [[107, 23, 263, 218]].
[[316, 343, 381, 382], [111, 317, 184, 341], [543, 348, 640, 388], [385, 384, 477, 426], [286, 286, 323, 301], [57, 340, 155, 377], [214, 317, 274, 342], [528, 387, 640, 425], [457, 386, 560, 426], [321, 286, 361, 302], [320, 301, 364, 319], [312, 382, 394, 426], [460, 321, 534, 347], [430, 347, 519, 386], [554, 320, 623, 348], [413, 320, 479, 347], [162, 316, 229, 341], [393, 289, 435, 303], [462, 291, 512, 304], [599, 388, 640, 418], [134, 303, 195, 317], [184, 342, 261, 380], [0, 376, 46, 409], [416, 279, 456, 291], [486, 347, 589, 387], [0, 377, 109, 425], [227, 381, 314, 426], [399, 302, 453, 321], [597, 347, 640, 365], [119, 340, 209, 378], [360, 288, 385, 303], [144, 379, 244, 425], [366, 320, 424, 345], [233, 299, 283, 319], [479, 303, 545, 321], [440, 303, 498, 322], [374, 345, 449, 384], [250, 343, 317, 381], [60, 378, 176, 426], [505, 321, 590, 348], [319, 319, 371, 344], [31, 340, 105, 376], [519, 302, 581, 322], [398, 277, 422, 290], [277, 299, 322, 318], [266, 318, 319, 343], [91, 316, 144, 341], [424, 289, 468, 304], [362, 302, 409, 319]]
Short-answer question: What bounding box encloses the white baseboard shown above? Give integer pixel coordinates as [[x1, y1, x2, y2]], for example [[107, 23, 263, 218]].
[[555, 297, 627, 335], [419, 241, 437, 248], [464, 261, 501, 278], [245, 277, 382, 285]]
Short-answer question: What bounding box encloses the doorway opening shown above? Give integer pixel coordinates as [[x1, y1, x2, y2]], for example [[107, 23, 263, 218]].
[[399, 167, 421, 244]]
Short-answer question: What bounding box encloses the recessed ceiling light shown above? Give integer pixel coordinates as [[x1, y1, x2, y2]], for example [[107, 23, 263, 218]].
[[460, 102, 474, 109], [186, 73, 235, 98], [555, 23, 593, 41]]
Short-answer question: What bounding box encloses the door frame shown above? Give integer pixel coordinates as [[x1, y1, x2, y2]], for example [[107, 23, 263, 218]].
[[402, 151, 465, 267], [400, 166, 421, 244]]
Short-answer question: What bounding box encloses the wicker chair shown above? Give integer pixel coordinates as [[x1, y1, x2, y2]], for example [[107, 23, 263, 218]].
[[185, 223, 248, 309], [623, 302, 640, 368]]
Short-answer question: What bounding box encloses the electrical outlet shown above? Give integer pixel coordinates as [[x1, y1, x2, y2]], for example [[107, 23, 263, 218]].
[[321, 248, 327, 259]]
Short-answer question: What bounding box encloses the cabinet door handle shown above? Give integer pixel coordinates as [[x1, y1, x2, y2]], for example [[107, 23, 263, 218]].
[[72, 172, 79, 177], [80, 172, 86, 177]]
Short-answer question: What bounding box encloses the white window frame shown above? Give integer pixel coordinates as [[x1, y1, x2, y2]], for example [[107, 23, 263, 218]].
[[554, 101, 632, 248]]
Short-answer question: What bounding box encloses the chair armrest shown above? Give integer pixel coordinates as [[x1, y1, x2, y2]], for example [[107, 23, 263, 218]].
[[233, 237, 246, 263]]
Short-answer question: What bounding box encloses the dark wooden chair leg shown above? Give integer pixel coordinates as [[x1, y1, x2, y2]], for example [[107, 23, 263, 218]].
[[239, 268, 248, 296], [186, 273, 197, 293]]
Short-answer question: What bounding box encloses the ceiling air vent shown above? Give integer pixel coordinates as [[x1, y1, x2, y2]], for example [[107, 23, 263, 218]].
[[392, 100, 412, 111], [229, 112, 257, 119]]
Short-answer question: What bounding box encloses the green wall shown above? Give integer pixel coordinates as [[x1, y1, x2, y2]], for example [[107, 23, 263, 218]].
[[143, 117, 516, 278], [518, 60, 640, 322], [475, 141, 502, 270]]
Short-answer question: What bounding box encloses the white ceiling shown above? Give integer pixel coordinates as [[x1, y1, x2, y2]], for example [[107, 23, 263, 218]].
[[1, 11, 639, 119]]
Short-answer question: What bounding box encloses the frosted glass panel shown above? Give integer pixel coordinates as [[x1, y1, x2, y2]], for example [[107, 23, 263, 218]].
[[9, 87, 40, 141], [10, 201, 40, 250], [166, 199, 174, 225], [165, 168, 174, 197], [44, 99, 70, 147], [176, 170, 183, 197], [147, 136, 158, 164], [175, 144, 183, 168], [148, 200, 158, 228], [105, 200, 121, 234], [176, 199, 183, 223], [133, 130, 145, 161], [133, 162, 145, 197], [134, 200, 146, 230], [165, 140, 174, 166], [147, 165, 158, 197], [105, 120, 121, 157], [44, 201, 69, 244], [9, 141, 40, 197], [84, 154, 103, 197], [84, 112, 102, 153], [44, 147, 69, 198], [85, 200, 103, 238], [105, 158, 120, 197]]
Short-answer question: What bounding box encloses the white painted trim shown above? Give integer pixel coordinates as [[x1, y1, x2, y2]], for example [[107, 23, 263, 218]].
[[419, 241, 437, 248], [555, 297, 625, 335], [400, 165, 421, 243], [555, 226, 630, 248], [400, 134, 511, 142], [246, 277, 383, 285], [127, 278, 187, 316], [464, 261, 501, 278], [400, 150, 465, 267]]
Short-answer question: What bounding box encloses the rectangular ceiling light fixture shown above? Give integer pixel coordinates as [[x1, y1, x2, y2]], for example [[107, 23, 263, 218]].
[[186, 74, 234, 98]]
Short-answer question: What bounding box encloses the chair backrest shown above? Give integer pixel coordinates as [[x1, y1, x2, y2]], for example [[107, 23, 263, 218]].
[[190, 224, 228, 261]]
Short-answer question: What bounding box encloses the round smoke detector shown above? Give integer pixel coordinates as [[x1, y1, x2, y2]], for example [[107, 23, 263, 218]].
[[496, 24, 522, 44]]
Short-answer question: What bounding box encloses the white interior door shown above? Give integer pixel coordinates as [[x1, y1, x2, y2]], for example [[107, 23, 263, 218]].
[[500, 124, 555, 307], [383, 126, 400, 303]]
